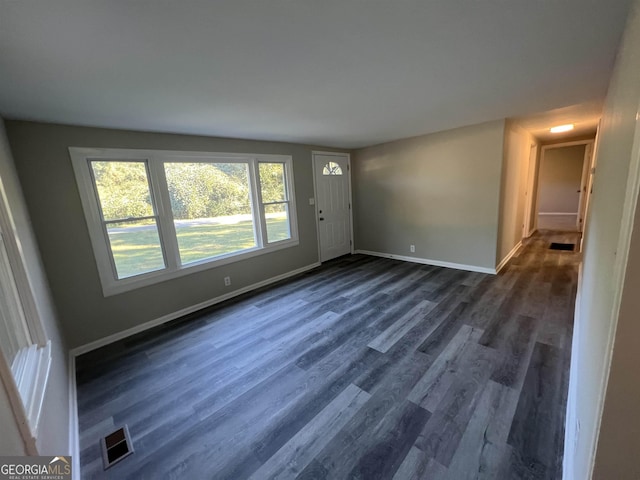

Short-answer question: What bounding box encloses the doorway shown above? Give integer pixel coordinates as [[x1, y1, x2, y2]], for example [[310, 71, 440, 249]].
[[535, 141, 594, 233], [312, 152, 353, 262]]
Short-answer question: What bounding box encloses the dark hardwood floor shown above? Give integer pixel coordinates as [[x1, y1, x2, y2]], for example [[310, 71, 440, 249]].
[[76, 230, 579, 479]]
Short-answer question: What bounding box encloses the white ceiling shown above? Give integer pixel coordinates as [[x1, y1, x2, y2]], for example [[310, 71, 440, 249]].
[[0, 1, 632, 148]]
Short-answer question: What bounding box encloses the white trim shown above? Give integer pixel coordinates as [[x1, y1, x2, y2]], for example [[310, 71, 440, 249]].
[[68, 352, 80, 480], [540, 139, 595, 151], [564, 261, 583, 480], [347, 155, 354, 255], [0, 343, 37, 455], [577, 143, 594, 231], [581, 125, 601, 251], [10, 342, 51, 437], [523, 143, 539, 238], [496, 241, 522, 273], [0, 174, 47, 346], [69, 147, 300, 297], [311, 151, 354, 262], [354, 249, 496, 274], [538, 212, 579, 216], [69, 261, 320, 357], [587, 97, 640, 479]]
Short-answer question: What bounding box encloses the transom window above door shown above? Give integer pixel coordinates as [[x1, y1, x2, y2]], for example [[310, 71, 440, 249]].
[[70, 148, 298, 296], [322, 162, 343, 175]]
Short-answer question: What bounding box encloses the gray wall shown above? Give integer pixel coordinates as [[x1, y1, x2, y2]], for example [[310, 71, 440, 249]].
[[5, 121, 347, 348], [538, 144, 585, 213], [496, 123, 535, 264], [589, 0, 640, 476], [352, 120, 505, 270], [0, 118, 69, 455], [567, 0, 640, 477]]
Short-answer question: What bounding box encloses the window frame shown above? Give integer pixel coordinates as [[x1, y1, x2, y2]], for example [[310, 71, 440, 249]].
[[89, 159, 168, 280], [70, 147, 298, 296], [256, 161, 293, 244]]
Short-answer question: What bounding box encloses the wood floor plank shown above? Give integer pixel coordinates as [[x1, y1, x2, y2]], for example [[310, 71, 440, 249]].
[[295, 459, 330, 479], [413, 342, 498, 467], [248, 383, 371, 479], [416, 297, 471, 356], [251, 346, 383, 465], [392, 446, 448, 480], [313, 356, 432, 478], [407, 324, 484, 411], [368, 300, 437, 353], [415, 376, 488, 467], [490, 314, 538, 389], [507, 342, 563, 475], [444, 380, 517, 479], [344, 400, 431, 479]]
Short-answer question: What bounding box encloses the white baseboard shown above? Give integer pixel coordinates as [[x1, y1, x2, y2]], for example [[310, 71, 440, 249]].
[[354, 250, 496, 275], [69, 262, 320, 358], [496, 241, 523, 274], [538, 212, 579, 216], [68, 352, 80, 480]]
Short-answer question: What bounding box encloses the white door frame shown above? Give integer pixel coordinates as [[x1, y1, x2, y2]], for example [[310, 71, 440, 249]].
[[523, 143, 539, 238], [577, 142, 595, 231], [580, 124, 601, 251], [311, 151, 354, 262], [533, 139, 595, 235]]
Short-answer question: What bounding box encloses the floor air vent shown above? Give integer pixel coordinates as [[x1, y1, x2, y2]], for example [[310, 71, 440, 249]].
[[101, 425, 134, 469], [549, 242, 575, 251]]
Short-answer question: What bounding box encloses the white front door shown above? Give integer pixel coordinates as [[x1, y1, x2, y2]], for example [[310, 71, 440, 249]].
[[313, 153, 352, 262]]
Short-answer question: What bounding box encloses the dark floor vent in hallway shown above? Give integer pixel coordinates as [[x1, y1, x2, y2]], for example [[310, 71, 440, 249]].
[[101, 425, 134, 469], [550, 242, 575, 251]]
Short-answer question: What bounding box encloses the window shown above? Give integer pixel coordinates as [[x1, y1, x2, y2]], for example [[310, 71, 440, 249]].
[[259, 163, 291, 243], [70, 148, 298, 295], [164, 162, 256, 265], [322, 161, 343, 175], [90, 161, 165, 279]]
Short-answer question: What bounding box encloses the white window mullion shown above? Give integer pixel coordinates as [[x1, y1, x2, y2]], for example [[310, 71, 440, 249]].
[[147, 158, 180, 270], [250, 160, 268, 248]]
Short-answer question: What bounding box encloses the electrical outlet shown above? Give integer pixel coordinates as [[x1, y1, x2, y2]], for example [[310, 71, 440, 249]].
[[410, 245, 415, 253], [224, 276, 231, 286]]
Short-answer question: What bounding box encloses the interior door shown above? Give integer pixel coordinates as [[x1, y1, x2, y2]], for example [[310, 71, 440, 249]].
[[313, 153, 352, 262]]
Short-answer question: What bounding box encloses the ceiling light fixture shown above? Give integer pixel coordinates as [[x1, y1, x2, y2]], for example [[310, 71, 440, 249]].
[[550, 124, 575, 133]]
